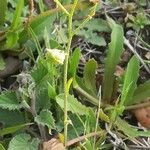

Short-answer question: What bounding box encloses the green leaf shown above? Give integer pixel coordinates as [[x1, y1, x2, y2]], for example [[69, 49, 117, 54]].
[[0, 0, 7, 26], [31, 58, 48, 84], [0, 144, 5, 150], [116, 117, 150, 138], [56, 93, 89, 115], [103, 24, 124, 102], [35, 109, 55, 129], [0, 123, 32, 136], [74, 18, 110, 46], [48, 82, 57, 99], [0, 91, 22, 110], [83, 59, 98, 97], [69, 47, 81, 77], [121, 56, 140, 106], [0, 54, 5, 70], [0, 108, 25, 127], [5, 32, 19, 48], [19, 13, 56, 43], [132, 80, 150, 104], [8, 133, 40, 150], [10, 0, 24, 30]]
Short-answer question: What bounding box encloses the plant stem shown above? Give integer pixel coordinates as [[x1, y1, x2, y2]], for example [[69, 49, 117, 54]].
[[63, 0, 79, 147], [54, 0, 78, 147]]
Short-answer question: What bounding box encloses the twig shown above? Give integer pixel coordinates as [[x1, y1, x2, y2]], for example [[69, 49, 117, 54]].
[[66, 131, 102, 147], [124, 37, 150, 74], [125, 99, 150, 110]]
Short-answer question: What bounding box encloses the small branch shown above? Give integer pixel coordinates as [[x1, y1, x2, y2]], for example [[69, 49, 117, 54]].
[[124, 37, 150, 75], [66, 131, 102, 147], [125, 99, 150, 110]]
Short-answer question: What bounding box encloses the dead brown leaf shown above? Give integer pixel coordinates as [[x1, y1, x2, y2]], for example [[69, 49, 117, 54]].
[[43, 138, 65, 150], [133, 105, 150, 128]]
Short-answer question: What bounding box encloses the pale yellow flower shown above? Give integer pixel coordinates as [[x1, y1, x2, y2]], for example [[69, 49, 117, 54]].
[[46, 48, 66, 64]]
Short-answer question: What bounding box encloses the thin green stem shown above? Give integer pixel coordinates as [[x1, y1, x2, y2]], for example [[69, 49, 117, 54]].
[[63, 0, 78, 147], [54, 0, 69, 16]]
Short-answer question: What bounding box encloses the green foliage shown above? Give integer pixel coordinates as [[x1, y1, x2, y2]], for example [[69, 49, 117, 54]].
[[83, 59, 98, 97], [56, 93, 89, 115], [127, 12, 150, 30], [132, 80, 150, 104], [0, 109, 25, 127], [103, 23, 124, 102], [69, 47, 81, 77], [0, 91, 22, 110], [0, 144, 5, 150], [1, 0, 150, 149], [0, 54, 5, 70], [121, 56, 140, 106], [8, 133, 40, 150], [6, 0, 24, 48], [116, 117, 150, 138], [0, 0, 7, 26], [74, 18, 110, 46], [0, 123, 31, 136], [34, 109, 55, 129]]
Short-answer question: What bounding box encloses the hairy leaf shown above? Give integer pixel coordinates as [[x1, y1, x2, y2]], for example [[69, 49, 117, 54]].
[[0, 0, 7, 26], [0, 91, 22, 110], [103, 24, 124, 102], [56, 94, 89, 115], [121, 56, 140, 106], [35, 109, 55, 129], [116, 117, 150, 137], [0, 109, 25, 127], [8, 133, 39, 150], [132, 80, 150, 104], [69, 47, 81, 77], [83, 59, 97, 97], [74, 18, 110, 46]]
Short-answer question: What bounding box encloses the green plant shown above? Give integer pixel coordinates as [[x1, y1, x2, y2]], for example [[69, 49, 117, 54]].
[[1, 0, 150, 149]]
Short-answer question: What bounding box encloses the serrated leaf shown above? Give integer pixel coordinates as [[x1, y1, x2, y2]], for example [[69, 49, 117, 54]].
[[0, 108, 25, 127], [103, 24, 124, 102], [10, 0, 24, 30], [0, 0, 7, 26], [121, 56, 140, 106], [116, 117, 150, 138], [56, 93, 89, 115], [35, 109, 55, 129], [0, 123, 32, 136], [132, 80, 150, 104], [0, 91, 22, 110], [8, 133, 40, 150], [69, 47, 81, 77], [74, 18, 110, 32], [83, 59, 98, 97], [74, 18, 110, 46], [0, 54, 5, 70]]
